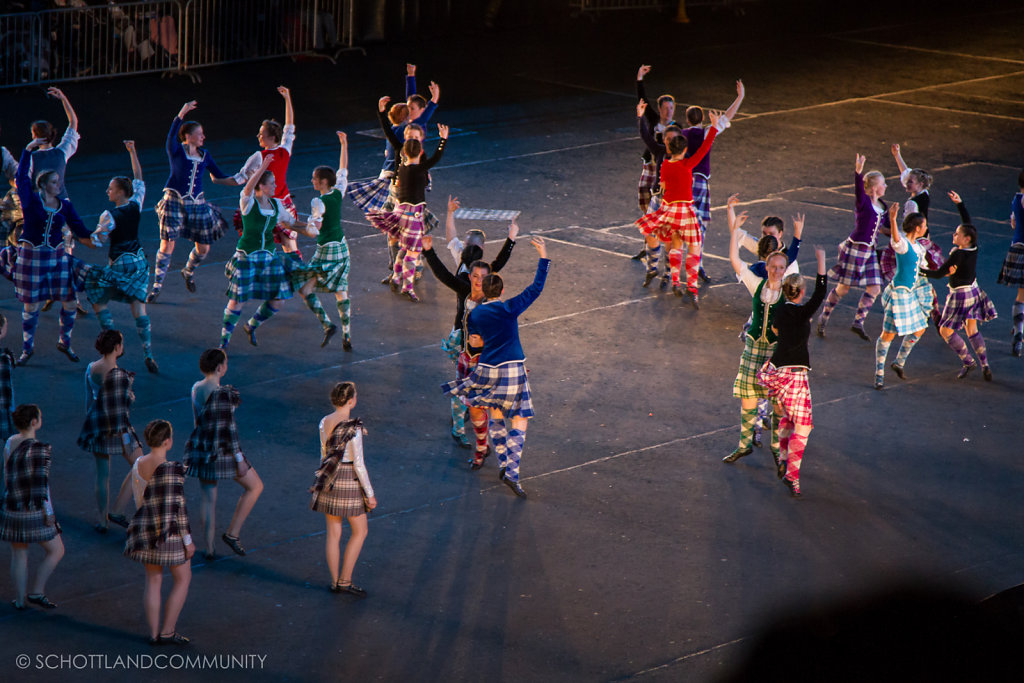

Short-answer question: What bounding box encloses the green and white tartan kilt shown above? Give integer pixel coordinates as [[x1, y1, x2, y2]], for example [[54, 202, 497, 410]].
[[225, 249, 299, 302], [881, 281, 931, 336], [82, 249, 149, 304], [290, 239, 350, 293], [733, 337, 776, 399]]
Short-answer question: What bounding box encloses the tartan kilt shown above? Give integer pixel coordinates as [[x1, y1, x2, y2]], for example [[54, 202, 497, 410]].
[[441, 327, 463, 364], [757, 362, 813, 428], [692, 174, 711, 226], [456, 350, 479, 381], [828, 239, 883, 288], [442, 360, 534, 418], [881, 281, 931, 335], [879, 244, 897, 283], [0, 244, 89, 303], [82, 249, 149, 304], [184, 451, 252, 481], [81, 428, 142, 458], [291, 240, 350, 293], [310, 462, 365, 518], [939, 281, 998, 329], [637, 160, 657, 214], [157, 190, 228, 244], [997, 243, 1024, 286], [0, 508, 59, 543], [379, 196, 440, 236], [368, 202, 428, 251], [125, 533, 187, 566], [733, 337, 775, 399], [225, 249, 299, 302], [634, 201, 703, 246], [346, 176, 392, 214]]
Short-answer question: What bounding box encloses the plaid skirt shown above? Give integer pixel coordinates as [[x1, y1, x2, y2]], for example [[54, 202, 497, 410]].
[[829, 239, 883, 288], [0, 243, 89, 303], [997, 243, 1024, 286], [757, 362, 813, 428], [291, 240, 350, 293], [310, 462, 365, 518], [881, 281, 931, 335], [733, 337, 775, 399], [225, 249, 299, 302], [456, 350, 480, 381], [346, 176, 392, 214], [82, 249, 149, 304], [184, 451, 253, 481], [939, 281, 998, 329], [157, 190, 228, 244], [379, 195, 439, 236], [635, 201, 703, 246], [637, 160, 657, 214], [442, 360, 535, 418], [692, 174, 711, 226], [0, 508, 59, 543], [82, 428, 142, 458], [368, 202, 429, 251], [442, 327, 463, 363], [125, 534, 187, 566]]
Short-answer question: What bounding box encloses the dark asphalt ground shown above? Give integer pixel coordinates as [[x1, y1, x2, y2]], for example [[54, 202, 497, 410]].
[[0, 1, 1023, 681]]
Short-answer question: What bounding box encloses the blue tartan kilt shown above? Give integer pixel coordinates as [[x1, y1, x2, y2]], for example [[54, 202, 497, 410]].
[[997, 243, 1024, 286], [938, 281, 998, 329], [442, 360, 535, 418], [881, 280, 931, 335], [157, 190, 228, 244], [692, 173, 711, 226], [346, 176, 392, 214], [225, 249, 299, 302], [290, 239, 350, 293], [441, 327, 463, 364], [82, 248, 149, 304], [0, 243, 89, 303]]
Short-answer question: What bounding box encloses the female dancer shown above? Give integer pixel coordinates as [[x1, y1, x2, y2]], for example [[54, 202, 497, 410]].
[[0, 314, 15, 460], [0, 143, 93, 365], [635, 64, 677, 217], [921, 193, 997, 380], [367, 123, 449, 302], [77, 330, 143, 532], [1, 404, 64, 610], [817, 154, 887, 340], [232, 86, 301, 256], [82, 141, 158, 373], [311, 382, 376, 596], [149, 101, 234, 302], [125, 419, 194, 645], [636, 100, 681, 285], [874, 204, 931, 389], [996, 170, 1024, 357], [635, 109, 727, 308], [222, 155, 309, 349], [723, 214, 788, 464], [293, 132, 353, 350], [184, 349, 263, 559], [756, 247, 828, 498], [27, 88, 79, 201]]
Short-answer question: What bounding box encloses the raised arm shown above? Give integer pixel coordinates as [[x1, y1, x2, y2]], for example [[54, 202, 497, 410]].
[[637, 103, 662, 155], [729, 216, 746, 276], [887, 202, 903, 249], [636, 65, 659, 128], [241, 155, 272, 199], [723, 79, 745, 121], [48, 87, 78, 132], [890, 143, 908, 174], [125, 140, 142, 181], [405, 63, 416, 98], [444, 195, 459, 244], [337, 131, 348, 172], [786, 213, 804, 264], [377, 98, 404, 150], [680, 114, 721, 169], [422, 125, 448, 170], [504, 238, 550, 316], [854, 154, 867, 204], [948, 190, 971, 225], [421, 235, 465, 293], [278, 86, 294, 127], [490, 220, 518, 273]]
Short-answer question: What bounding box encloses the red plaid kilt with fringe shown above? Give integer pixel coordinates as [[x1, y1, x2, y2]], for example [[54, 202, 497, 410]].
[[757, 362, 814, 428], [635, 200, 703, 246]]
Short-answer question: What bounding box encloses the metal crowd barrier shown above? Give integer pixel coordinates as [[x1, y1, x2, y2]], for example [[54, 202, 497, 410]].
[[0, 0, 357, 90], [568, 0, 672, 16]]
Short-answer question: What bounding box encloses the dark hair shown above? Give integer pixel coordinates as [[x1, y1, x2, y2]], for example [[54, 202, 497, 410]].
[[407, 94, 427, 110], [35, 170, 59, 191], [330, 381, 356, 407], [685, 105, 703, 126], [657, 94, 675, 108], [312, 165, 337, 188], [111, 176, 133, 197], [902, 212, 926, 235], [178, 120, 202, 143], [95, 329, 123, 355], [199, 348, 227, 374], [257, 170, 274, 192], [261, 118, 282, 144], [30, 120, 59, 146], [757, 235, 780, 260], [761, 216, 785, 234], [781, 273, 805, 301], [468, 260, 491, 275], [666, 135, 687, 156], [460, 245, 483, 268], [402, 138, 422, 160], [958, 223, 978, 248], [482, 273, 504, 299], [143, 419, 173, 447], [12, 404, 40, 430]]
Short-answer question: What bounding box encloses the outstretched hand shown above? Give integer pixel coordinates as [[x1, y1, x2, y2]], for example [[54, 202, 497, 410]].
[[277, 85, 291, 100], [636, 100, 647, 118], [531, 236, 547, 259], [406, 63, 416, 76], [447, 195, 460, 213], [637, 65, 651, 80], [123, 140, 136, 152], [890, 143, 900, 157], [422, 235, 433, 251], [855, 153, 866, 174], [727, 193, 741, 208], [437, 123, 449, 139], [792, 212, 805, 235], [429, 81, 440, 102], [46, 86, 68, 102], [337, 131, 347, 144], [508, 220, 520, 241], [947, 190, 961, 204], [378, 96, 390, 113]]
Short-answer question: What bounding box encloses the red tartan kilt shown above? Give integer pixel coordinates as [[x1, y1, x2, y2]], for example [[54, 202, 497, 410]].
[[635, 201, 703, 245]]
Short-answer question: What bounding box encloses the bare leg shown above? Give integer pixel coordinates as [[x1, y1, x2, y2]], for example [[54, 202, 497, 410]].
[[10, 544, 28, 604], [30, 536, 64, 596], [160, 562, 192, 636], [143, 565, 163, 639], [94, 455, 110, 527], [199, 481, 217, 556], [324, 515, 343, 585], [339, 513, 368, 585], [225, 467, 263, 539]]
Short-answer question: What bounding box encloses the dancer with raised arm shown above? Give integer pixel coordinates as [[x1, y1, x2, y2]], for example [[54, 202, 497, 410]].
[[996, 170, 1024, 357]]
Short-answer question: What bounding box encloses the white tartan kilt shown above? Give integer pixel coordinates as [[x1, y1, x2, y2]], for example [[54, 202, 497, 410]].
[[881, 281, 931, 335]]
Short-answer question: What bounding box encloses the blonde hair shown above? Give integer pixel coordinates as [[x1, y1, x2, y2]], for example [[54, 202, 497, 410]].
[[863, 171, 885, 191]]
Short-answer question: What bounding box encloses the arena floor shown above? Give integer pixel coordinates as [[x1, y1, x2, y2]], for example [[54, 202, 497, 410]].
[[0, 2, 1022, 681]]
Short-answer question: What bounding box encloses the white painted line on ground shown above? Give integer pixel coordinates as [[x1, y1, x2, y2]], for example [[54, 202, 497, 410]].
[[836, 37, 1024, 66], [868, 98, 1024, 123]]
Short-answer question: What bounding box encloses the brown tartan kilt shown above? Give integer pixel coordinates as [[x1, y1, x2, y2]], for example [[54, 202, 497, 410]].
[[0, 508, 59, 543], [310, 462, 365, 518], [125, 534, 187, 566]]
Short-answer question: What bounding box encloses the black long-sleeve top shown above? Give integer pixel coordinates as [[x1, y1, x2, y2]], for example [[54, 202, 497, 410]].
[[377, 108, 446, 205], [768, 274, 828, 369], [423, 238, 516, 334], [636, 78, 661, 163], [638, 116, 667, 189], [922, 247, 978, 288]]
